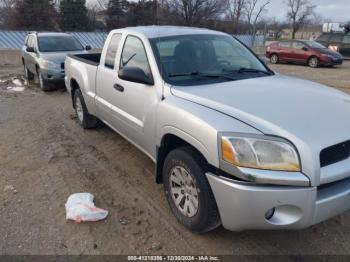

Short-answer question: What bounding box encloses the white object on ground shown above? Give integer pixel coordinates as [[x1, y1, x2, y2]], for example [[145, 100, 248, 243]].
[[12, 79, 23, 86], [6, 78, 25, 92], [65, 193, 108, 223], [7, 86, 25, 92]]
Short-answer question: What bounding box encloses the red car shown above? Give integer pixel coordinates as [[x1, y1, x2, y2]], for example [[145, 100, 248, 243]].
[[266, 40, 343, 68]]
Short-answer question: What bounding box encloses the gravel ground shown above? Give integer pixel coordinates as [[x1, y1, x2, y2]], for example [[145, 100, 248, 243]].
[[269, 60, 350, 93], [1, 62, 350, 255]]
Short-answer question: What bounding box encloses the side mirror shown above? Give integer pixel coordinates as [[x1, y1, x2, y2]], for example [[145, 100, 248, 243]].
[[118, 67, 154, 85], [26, 46, 35, 53], [302, 47, 308, 51], [85, 45, 92, 51]]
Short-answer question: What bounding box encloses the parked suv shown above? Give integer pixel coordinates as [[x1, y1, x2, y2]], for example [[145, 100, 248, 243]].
[[316, 33, 350, 58], [266, 40, 343, 68], [21, 32, 90, 91]]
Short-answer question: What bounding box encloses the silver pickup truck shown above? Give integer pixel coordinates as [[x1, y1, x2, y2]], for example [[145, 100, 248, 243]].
[[65, 26, 350, 233]]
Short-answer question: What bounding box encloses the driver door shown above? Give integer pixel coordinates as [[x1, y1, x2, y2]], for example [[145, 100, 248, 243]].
[[105, 35, 158, 152]]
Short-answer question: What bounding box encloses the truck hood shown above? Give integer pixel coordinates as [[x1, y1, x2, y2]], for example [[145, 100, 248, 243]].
[[171, 74, 350, 183]]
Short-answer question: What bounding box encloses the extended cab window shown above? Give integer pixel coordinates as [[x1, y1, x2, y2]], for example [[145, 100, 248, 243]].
[[105, 33, 122, 69], [120, 35, 151, 77]]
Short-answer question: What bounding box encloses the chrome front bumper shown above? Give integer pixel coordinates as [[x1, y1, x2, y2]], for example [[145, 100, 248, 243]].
[[206, 173, 350, 231]]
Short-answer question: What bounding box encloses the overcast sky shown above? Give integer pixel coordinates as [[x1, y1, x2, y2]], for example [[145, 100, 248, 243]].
[[88, 0, 350, 23], [258, 0, 349, 23]]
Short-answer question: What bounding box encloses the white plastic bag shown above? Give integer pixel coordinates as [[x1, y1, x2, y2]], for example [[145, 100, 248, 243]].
[[65, 193, 108, 222]]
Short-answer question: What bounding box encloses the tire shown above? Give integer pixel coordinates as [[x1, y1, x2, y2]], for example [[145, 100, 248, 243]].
[[36, 68, 52, 91], [270, 54, 279, 64], [308, 56, 319, 68], [163, 146, 221, 233], [23, 63, 34, 81], [73, 89, 99, 129]]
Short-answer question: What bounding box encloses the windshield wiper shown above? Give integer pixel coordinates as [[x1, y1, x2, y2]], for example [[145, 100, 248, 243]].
[[122, 53, 136, 67], [168, 71, 237, 80], [237, 68, 272, 75], [223, 68, 272, 75]]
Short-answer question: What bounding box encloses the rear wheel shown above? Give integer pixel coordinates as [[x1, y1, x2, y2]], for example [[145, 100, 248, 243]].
[[308, 56, 319, 68], [73, 89, 99, 129], [270, 54, 279, 64], [163, 147, 221, 233]]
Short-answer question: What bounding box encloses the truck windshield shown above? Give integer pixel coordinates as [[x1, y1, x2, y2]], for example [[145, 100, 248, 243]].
[[150, 34, 272, 86], [38, 36, 84, 52]]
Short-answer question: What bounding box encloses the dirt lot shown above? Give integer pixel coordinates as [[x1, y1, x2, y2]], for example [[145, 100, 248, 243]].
[[1, 61, 350, 256]]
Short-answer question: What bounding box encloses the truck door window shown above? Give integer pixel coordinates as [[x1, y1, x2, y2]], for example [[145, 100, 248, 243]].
[[120, 35, 151, 77], [104, 33, 122, 69]]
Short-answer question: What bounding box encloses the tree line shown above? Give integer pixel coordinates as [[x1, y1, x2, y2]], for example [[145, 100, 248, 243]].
[[0, 0, 317, 39]]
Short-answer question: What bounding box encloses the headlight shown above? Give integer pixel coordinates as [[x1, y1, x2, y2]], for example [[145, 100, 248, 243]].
[[41, 60, 61, 71], [220, 135, 300, 172]]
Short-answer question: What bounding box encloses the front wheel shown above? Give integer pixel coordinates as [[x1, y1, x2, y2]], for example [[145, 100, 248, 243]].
[[163, 147, 221, 233], [270, 54, 279, 64], [308, 56, 319, 68], [73, 89, 99, 129]]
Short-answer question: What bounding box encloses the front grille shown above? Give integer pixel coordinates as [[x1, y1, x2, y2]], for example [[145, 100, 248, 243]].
[[320, 140, 350, 167]]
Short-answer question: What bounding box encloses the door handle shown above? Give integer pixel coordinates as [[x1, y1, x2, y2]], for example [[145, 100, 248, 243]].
[[113, 83, 124, 92]]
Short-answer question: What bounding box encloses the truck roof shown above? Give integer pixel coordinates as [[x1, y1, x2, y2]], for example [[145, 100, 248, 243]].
[[113, 26, 227, 39]]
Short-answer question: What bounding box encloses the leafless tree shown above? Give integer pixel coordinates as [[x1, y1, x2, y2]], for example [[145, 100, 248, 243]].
[[265, 18, 288, 40], [0, 0, 16, 28], [286, 0, 315, 39], [227, 0, 246, 33], [245, 0, 270, 45], [166, 0, 228, 26]]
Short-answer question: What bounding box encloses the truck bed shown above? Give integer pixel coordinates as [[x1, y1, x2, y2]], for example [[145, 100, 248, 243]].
[[67, 53, 101, 66]]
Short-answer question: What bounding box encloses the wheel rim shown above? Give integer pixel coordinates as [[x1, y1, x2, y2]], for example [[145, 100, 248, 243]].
[[310, 58, 318, 67], [169, 166, 199, 218], [271, 55, 277, 63], [75, 96, 84, 123]]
